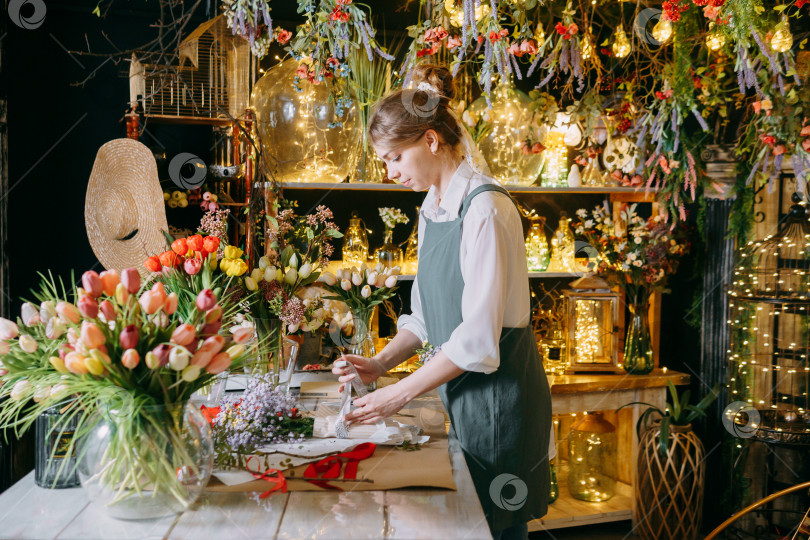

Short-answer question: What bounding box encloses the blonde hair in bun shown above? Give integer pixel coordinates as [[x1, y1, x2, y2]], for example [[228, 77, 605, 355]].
[[368, 63, 462, 152]]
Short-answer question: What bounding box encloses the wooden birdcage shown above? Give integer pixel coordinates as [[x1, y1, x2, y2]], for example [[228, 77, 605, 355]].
[[133, 15, 251, 122], [727, 193, 810, 444]]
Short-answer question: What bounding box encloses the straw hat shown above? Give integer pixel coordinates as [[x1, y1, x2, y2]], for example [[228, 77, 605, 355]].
[[85, 139, 168, 274]]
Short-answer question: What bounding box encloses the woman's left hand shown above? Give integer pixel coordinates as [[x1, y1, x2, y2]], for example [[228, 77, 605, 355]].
[[344, 383, 409, 425]]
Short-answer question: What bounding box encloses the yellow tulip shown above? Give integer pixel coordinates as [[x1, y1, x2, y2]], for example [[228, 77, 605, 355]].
[[84, 355, 105, 376], [49, 356, 69, 374], [224, 245, 244, 259], [220, 258, 232, 273]]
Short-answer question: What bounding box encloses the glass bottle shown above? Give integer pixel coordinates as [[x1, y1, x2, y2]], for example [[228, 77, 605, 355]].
[[342, 212, 370, 266], [623, 288, 655, 375], [540, 131, 569, 187], [547, 212, 575, 272], [567, 412, 617, 502], [375, 227, 404, 269], [403, 206, 420, 274], [35, 402, 80, 488], [525, 216, 550, 272], [541, 321, 568, 375], [581, 157, 605, 187]]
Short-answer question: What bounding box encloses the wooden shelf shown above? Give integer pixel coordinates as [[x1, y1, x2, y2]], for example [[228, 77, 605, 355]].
[[278, 182, 655, 197], [529, 464, 633, 532], [322, 261, 578, 282], [548, 369, 690, 395]]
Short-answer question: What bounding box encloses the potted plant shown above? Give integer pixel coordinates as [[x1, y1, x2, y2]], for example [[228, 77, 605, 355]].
[[620, 381, 720, 540]]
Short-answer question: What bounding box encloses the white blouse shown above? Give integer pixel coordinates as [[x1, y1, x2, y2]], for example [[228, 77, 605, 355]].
[[397, 160, 531, 374]]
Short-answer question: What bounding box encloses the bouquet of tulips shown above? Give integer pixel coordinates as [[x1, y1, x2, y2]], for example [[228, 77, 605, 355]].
[[144, 233, 250, 328], [0, 266, 255, 509], [318, 263, 401, 350]]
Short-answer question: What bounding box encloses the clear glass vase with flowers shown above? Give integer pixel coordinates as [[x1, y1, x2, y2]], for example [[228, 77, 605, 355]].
[[242, 204, 341, 383], [317, 263, 402, 358], [572, 203, 690, 374], [0, 267, 256, 519]]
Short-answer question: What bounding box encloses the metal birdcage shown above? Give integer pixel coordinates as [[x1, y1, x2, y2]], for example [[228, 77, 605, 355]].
[[134, 15, 251, 121], [727, 193, 810, 445]]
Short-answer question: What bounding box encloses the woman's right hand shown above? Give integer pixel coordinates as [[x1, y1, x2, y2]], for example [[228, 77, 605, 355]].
[[332, 354, 386, 392]]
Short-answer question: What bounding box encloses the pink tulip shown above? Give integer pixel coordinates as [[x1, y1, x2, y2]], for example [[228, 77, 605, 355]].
[[151, 344, 172, 367], [122, 349, 140, 369], [0, 317, 19, 340], [0, 340, 9, 355], [81, 271, 104, 298], [200, 335, 225, 354], [201, 320, 222, 336], [121, 268, 141, 294], [205, 305, 222, 324], [232, 327, 254, 344], [21, 303, 41, 326], [151, 281, 167, 299], [58, 343, 74, 360], [170, 324, 196, 347], [78, 295, 99, 319], [163, 292, 178, 315], [119, 325, 139, 349], [196, 289, 217, 311], [186, 337, 200, 353], [206, 352, 231, 374], [64, 351, 89, 375], [81, 321, 106, 349], [99, 270, 120, 297], [184, 258, 202, 276], [139, 291, 163, 315], [99, 300, 116, 321], [56, 302, 81, 324], [190, 348, 215, 368]]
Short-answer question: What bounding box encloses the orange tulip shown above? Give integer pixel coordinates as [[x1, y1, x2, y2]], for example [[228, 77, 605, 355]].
[[139, 291, 164, 315], [122, 349, 140, 369], [81, 321, 106, 349], [56, 302, 81, 325], [171, 324, 197, 346], [163, 292, 178, 315], [64, 351, 89, 375], [171, 238, 188, 256], [99, 270, 120, 296], [203, 236, 220, 253], [206, 352, 231, 374], [187, 235, 203, 251], [144, 256, 161, 273]]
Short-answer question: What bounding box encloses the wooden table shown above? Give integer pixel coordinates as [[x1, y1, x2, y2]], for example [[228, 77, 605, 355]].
[[530, 368, 691, 532], [0, 396, 491, 540]]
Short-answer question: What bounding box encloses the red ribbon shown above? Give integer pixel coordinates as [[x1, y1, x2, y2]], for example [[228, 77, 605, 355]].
[[303, 442, 376, 491], [199, 405, 220, 424], [246, 456, 288, 498]]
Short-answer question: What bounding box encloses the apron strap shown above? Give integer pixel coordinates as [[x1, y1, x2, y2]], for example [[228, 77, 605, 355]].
[[458, 184, 518, 219]]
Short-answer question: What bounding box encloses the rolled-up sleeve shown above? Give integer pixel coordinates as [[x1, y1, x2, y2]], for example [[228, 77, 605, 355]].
[[440, 206, 509, 374], [396, 275, 429, 344]]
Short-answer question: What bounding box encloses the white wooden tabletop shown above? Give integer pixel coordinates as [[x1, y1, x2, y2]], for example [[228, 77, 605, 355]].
[[0, 397, 492, 540]]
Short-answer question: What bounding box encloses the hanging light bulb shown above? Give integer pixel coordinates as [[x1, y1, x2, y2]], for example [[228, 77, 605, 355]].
[[651, 17, 672, 44], [706, 22, 726, 51], [612, 24, 632, 58], [445, 0, 490, 28], [771, 16, 793, 53]]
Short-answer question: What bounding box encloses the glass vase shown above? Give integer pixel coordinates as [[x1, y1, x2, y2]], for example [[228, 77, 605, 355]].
[[77, 401, 214, 520], [525, 217, 550, 271], [251, 317, 285, 383], [623, 289, 654, 375], [35, 402, 80, 489], [375, 227, 403, 269], [567, 412, 617, 502], [342, 213, 370, 266], [350, 308, 377, 359]]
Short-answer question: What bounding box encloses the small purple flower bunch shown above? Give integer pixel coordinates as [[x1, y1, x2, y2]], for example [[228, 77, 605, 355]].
[[212, 373, 313, 467]]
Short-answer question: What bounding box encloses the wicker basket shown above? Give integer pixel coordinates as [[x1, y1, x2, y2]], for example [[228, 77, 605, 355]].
[[635, 422, 706, 540]]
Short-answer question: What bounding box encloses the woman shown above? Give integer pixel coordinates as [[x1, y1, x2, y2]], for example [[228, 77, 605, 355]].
[[333, 64, 551, 540]]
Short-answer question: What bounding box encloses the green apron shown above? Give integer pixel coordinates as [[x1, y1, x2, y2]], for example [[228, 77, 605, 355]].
[[417, 184, 551, 533]]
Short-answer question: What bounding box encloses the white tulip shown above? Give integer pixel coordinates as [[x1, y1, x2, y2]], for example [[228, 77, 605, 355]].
[[33, 385, 52, 403], [11, 379, 30, 401], [318, 271, 337, 286], [264, 266, 277, 282], [19, 335, 38, 353], [361, 285, 372, 298], [391, 266, 402, 276], [351, 272, 363, 286], [276, 268, 284, 281], [284, 268, 298, 285], [0, 318, 19, 340], [250, 268, 262, 282], [21, 303, 40, 326], [385, 275, 398, 288], [367, 272, 378, 287], [298, 262, 312, 279], [245, 277, 258, 291], [40, 301, 56, 325], [340, 279, 352, 291], [50, 383, 70, 400], [169, 347, 190, 371], [289, 253, 299, 269], [360, 263, 369, 275], [46, 318, 66, 340], [259, 256, 270, 270]]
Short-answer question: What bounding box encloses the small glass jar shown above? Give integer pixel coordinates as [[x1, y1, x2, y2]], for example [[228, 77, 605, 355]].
[[567, 412, 617, 502], [342, 213, 370, 266], [525, 216, 550, 272], [541, 323, 568, 376], [35, 402, 80, 489]]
